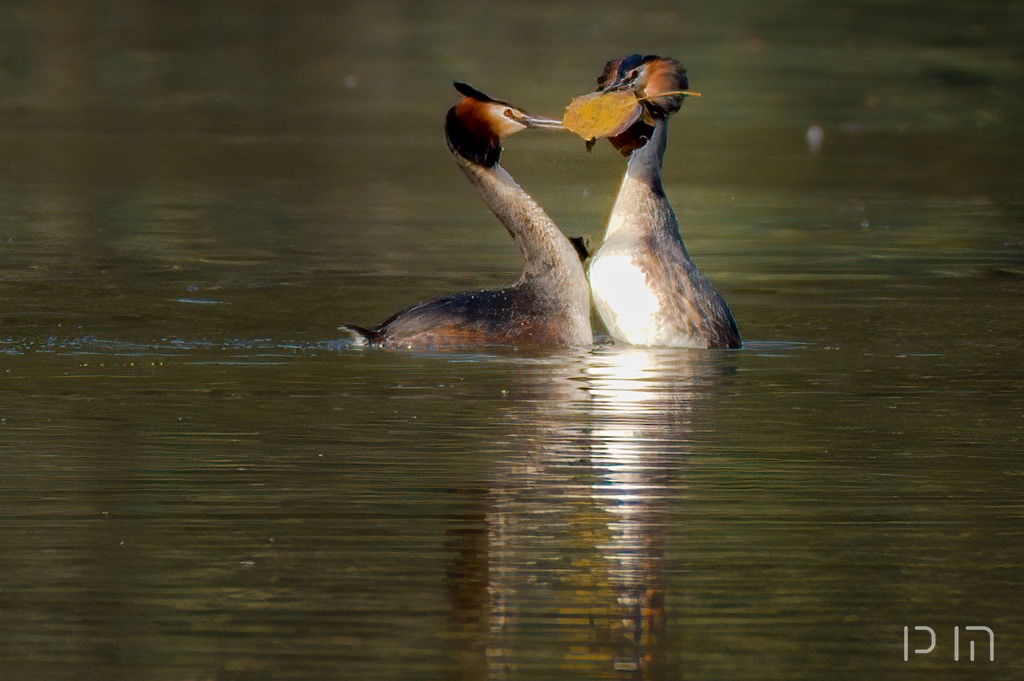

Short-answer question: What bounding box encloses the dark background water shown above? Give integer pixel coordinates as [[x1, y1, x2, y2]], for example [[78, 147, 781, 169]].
[[1, 1, 1022, 679]]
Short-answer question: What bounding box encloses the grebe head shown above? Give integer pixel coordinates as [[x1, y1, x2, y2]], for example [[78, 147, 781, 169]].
[[445, 82, 563, 168], [591, 54, 690, 154], [598, 54, 689, 118]]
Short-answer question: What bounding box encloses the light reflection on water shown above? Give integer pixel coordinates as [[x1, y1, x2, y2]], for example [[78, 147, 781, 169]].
[[1, 333, 1023, 679], [482, 351, 677, 678]]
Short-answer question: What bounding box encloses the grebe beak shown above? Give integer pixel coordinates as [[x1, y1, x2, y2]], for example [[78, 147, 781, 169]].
[[638, 89, 702, 100], [510, 111, 565, 131]]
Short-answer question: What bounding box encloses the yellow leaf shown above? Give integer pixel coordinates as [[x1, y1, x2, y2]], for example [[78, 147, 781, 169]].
[[562, 90, 643, 141]]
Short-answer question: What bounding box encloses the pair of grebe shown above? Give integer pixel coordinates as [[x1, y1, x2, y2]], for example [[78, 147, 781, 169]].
[[344, 56, 740, 350]]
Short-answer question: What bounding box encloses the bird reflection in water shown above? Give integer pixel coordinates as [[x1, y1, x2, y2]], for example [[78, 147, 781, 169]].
[[446, 349, 729, 679]]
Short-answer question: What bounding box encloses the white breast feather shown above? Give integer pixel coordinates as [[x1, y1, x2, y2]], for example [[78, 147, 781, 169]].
[[589, 254, 661, 345]]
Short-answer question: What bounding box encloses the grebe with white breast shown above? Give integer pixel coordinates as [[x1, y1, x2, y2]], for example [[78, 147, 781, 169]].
[[582, 55, 741, 348]]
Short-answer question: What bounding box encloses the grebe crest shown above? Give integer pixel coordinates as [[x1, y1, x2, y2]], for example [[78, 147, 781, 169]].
[[593, 55, 690, 155]]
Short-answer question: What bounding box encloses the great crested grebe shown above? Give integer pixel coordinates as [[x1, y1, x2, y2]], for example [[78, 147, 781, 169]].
[[585, 55, 741, 348], [343, 83, 592, 349]]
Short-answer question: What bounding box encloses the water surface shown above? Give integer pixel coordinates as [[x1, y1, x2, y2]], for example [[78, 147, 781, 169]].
[[1, 1, 1023, 679]]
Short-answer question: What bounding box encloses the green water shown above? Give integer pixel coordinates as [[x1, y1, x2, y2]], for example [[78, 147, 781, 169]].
[[1, 1, 1023, 679]]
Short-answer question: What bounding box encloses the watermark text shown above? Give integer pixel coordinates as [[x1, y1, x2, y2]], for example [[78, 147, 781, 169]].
[[903, 626, 994, 662]]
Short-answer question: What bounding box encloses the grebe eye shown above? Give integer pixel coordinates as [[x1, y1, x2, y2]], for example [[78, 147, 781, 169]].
[[503, 108, 516, 119]]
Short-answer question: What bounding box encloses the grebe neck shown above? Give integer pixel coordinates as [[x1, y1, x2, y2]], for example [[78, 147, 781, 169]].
[[604, 119, 685, 250], [453, 153, 589, 300], [625, 117, 669, 188]]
